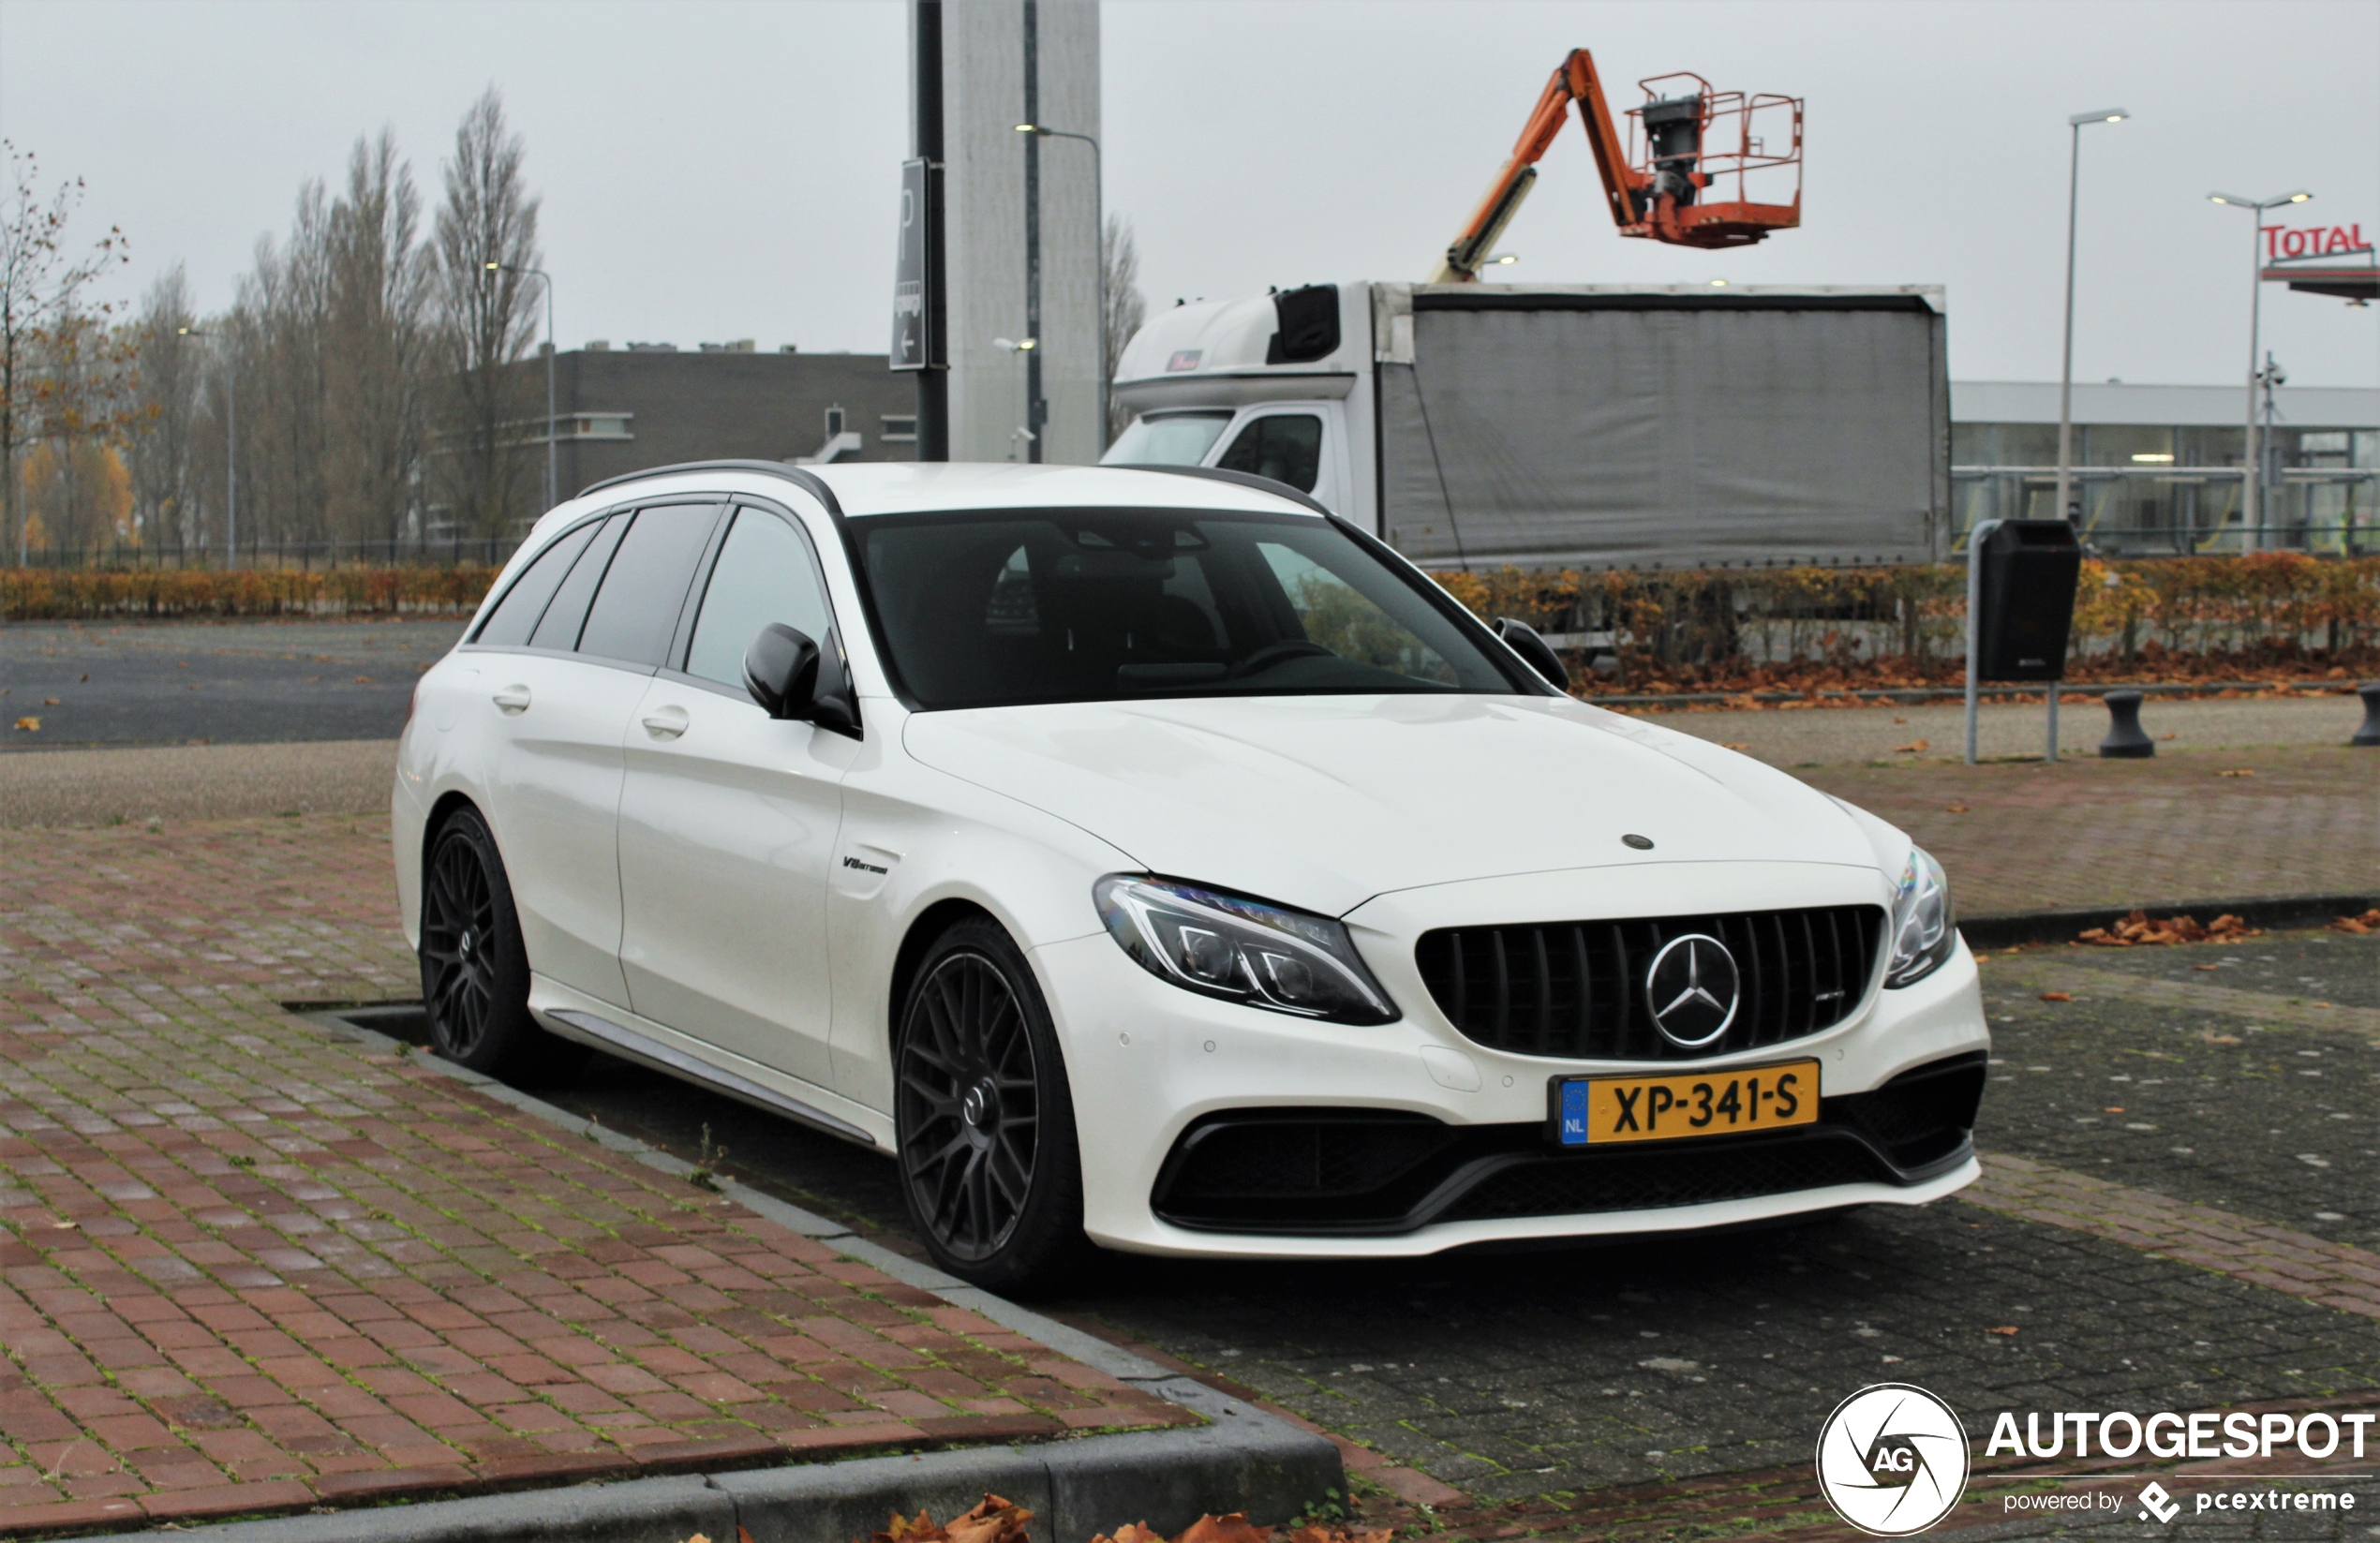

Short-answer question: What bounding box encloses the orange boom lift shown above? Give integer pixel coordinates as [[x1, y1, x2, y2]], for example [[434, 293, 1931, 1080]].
[[1431, 50, 1804, 282]]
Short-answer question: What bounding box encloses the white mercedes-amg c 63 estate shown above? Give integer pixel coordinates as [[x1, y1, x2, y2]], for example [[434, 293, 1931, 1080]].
[[394, 461, 1987, 1289]]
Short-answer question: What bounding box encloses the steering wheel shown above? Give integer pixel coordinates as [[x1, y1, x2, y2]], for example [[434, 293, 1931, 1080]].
[[1228, 640, 1334, 679]]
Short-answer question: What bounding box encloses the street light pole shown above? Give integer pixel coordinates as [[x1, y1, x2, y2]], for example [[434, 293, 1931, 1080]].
[[488, 262, 558, 511], [1017, 123, 1105, 448], [2208, 189, 2312, 550], [2055, 109, 2126, 529], [180, 326, 236, 568]]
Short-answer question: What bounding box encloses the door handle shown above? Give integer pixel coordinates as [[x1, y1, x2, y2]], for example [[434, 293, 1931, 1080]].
[[641, 705, 690, 740], [493, 685, 531, 715]]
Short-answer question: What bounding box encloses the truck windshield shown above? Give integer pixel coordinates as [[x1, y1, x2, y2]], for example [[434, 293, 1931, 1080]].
[[1102, 411, 1232, 467], [854, 507, 1527, 709]]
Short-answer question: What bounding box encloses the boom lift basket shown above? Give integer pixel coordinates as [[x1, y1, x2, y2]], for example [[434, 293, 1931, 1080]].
[[1433, 51, 1804, 281], [1623, 73, 1802, 249]]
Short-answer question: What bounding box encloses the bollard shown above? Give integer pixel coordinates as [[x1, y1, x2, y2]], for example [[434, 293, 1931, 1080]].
[[2098, 690, 2155, 758], [2356, 681, 2380, 748]]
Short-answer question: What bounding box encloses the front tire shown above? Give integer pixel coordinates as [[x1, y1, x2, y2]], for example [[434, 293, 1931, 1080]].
[[419, 808, 582, 1083], [894, 919, 1089, 1292]]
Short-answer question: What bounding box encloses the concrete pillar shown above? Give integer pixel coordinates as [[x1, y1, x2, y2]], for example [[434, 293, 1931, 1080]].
[[942, 0, 1101, 465]]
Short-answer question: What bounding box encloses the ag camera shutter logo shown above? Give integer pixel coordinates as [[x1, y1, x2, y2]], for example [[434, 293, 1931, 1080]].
[[1816, 1384, 1971, 1536]]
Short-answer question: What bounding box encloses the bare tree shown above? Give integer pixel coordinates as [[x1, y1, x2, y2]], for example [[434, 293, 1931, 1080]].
[[237, 180, 335, 556], [2, 141, 127, 564], [129, 266, 201, 554], [1102, 213, 1147, 441], [326, 130, 432, 553], [433, 88, 542, 539]]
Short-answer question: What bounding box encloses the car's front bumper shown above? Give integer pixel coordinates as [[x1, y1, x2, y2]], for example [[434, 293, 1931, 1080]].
[[1036, 874, 1988, 1259]]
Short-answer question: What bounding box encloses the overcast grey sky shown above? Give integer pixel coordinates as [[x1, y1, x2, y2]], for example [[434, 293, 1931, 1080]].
[[4, 0, 2373, 385]]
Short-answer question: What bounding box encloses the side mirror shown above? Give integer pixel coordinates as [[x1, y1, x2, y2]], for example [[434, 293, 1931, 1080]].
[[743, 623, 819, 718], [1493, 616, 1570, 690], [743, 622, 865, 739]]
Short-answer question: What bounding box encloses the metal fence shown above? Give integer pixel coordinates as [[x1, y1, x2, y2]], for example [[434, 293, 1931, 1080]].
[[1952, 466, 2374, 556], [4, 534, 529, 572]]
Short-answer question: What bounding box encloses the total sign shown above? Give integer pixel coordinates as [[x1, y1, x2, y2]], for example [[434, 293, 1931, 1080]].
[[2262, 222, 2370, 259]]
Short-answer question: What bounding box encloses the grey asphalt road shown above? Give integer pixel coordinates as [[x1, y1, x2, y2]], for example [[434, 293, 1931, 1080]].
[[350, 929, 2380, 1511], [0, 618, 468, 749]]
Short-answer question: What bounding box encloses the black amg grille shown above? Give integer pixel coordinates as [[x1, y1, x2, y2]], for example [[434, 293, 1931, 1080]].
[[1413, 905, 1885, 1061], [1149, 1052, 1984, 1236]]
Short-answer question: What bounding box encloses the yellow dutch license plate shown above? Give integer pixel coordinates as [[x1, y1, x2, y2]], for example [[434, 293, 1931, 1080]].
[[1551, 1060, 1821, 1147]]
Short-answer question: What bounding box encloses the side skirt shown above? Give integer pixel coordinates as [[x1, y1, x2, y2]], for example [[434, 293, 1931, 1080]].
[[528, 979, 889, 1151]]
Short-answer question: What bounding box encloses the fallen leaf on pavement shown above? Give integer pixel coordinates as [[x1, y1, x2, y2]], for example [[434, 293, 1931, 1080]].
[[2105, 1106, 2124, 1114], [2217, 768, 2254, 778], [2037, 992, 2072, 1002], [1720, 741, 1750, 749], [1287, 1528, 1393, 1543], [2159, 732, 2176, 741], [41, 697, 59, 705], [2330, 909, 2380, 935], [868, 1495, 1034, 1543], [1093, 1527, 1169, 1543], [1945, 804, 1970, 813], [1178, 1518, 1280, 1543], [2192, 963, 2222, 971], [353, 675, 372, 684], [1987, 1326, 2020, 1336], [2076, 910, 2262, 947], [1894, 739, 1930, 753], [2198, 1031, 2241, 1045], [13, 717, 37, 731]]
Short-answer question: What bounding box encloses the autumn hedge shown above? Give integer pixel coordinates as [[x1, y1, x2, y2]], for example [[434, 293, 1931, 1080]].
[[3, 554, 2373, 690], [0, 566, 498, 620]]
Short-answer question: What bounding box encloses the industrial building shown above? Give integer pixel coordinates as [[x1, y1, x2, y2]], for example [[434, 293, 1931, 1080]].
[[1952, 380, 2378, 554], [508, 344, 919, 500]]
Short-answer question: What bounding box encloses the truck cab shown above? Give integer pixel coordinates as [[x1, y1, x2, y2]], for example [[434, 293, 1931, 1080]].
[[1101, 283, 1377, 524]]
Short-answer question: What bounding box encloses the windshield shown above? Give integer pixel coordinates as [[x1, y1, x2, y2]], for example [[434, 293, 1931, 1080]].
[[1102, 411, 1232, 467], [855, 508, 1527, 710]]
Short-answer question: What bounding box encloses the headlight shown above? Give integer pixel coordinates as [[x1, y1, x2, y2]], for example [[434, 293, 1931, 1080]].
[[1093, 875, 1398, 1024], [1884, 846, 1956, 988]]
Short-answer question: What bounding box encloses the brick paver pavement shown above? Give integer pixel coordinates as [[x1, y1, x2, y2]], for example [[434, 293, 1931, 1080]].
[[0, 816, 1187, 1536], [1983, 957, 2380, 1044], [1961, 1154, 2380, 1323], [1798, 745, 2377, 916]]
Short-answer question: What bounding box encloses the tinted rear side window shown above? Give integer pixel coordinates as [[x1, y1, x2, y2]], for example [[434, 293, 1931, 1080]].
[[529, 512, 631, 651], [577, 503, 721, 666], [473, 520, 601, 647]]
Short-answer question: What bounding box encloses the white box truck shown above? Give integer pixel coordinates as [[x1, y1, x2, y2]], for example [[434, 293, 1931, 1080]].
[[1101, 281, 1950, 571]]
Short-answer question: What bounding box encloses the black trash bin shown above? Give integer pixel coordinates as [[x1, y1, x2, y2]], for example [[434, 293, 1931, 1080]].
[[1972, 520, 2083, 681]]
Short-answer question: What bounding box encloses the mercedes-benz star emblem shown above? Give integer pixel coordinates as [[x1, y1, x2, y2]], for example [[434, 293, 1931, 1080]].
[[1644, 933, 1740, 1048]]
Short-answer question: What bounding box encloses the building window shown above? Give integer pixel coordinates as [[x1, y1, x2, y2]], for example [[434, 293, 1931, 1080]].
[[882, 415, 918, 443]]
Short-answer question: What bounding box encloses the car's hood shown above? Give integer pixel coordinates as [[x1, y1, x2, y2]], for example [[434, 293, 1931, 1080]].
[[900, 694, 1877, 916]]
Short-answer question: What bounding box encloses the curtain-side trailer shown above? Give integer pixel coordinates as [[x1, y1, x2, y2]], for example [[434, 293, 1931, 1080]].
[[1101, 281, 1950, 570]]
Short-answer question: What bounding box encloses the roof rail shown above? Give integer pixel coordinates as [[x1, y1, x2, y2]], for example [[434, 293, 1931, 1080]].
[[577, 459, 843, 517], [1108, 462, 1332, 516]]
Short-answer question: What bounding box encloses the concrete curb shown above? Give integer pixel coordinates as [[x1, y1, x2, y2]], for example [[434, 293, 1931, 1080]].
[[114, 1015, 1342, 1543], [97, 1382, 1325, 1543], [1959, 890, 2375, 950]]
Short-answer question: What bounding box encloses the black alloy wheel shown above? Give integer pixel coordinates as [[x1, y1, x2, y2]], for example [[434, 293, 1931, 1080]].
[[419, 809, 575, 1081], [895, 921, 1087, 1289]]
